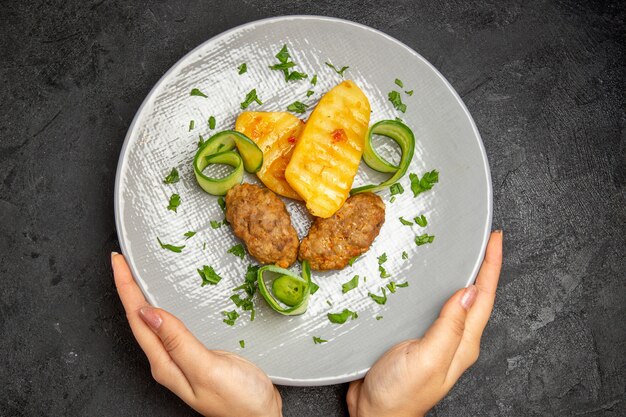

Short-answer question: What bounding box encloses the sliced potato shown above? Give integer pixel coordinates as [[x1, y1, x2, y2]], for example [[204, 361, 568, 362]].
[[235, 111, 304, 200], [285, 80, 371, 218]]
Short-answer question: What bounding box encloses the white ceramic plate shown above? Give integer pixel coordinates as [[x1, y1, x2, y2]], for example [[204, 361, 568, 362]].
[[114, 16, 492, 386]]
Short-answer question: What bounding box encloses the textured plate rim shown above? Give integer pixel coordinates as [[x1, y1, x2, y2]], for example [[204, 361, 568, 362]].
[[114, 15, 493, 386]]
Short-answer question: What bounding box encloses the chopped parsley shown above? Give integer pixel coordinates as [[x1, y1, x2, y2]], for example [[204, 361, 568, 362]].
[[203, 242, 206, 250], [399, 217, 413, 226], [163, 168, 179, 184], [390, 196, 396, 203], [368, 288, 387, 305], [227, 243, 246, 259], [415, 234, 435, 246], [222, 310, 240, 326], [341, 275, 359, 294], [313, 336, 328, 344], [239, 340, 245, 348], [405, 90, 414, 96], [311, 74, 318, 86], [409, 170, 439, 197], [183, 231, 196, 239], [275, 44, 290, 63], [198, 134, 204, 148], [348, 256, 359, 266], [240, 89, 263, 109], [189, 120, 195, 131], [326, 300, 332, 306], [217, 196, 226, 212], [327, 309, 358, 324], [395, 78, 404, 88], [310, 281, 320, 295], [386, 281, 397, 293], [378, 253, 388, 264], [388, 90, 407, 113], [287, 101, 308, 113], [167, 194, 181, 212], [157, 237, 185, 253], [376, 315, 383, 320], [287, 71, 308, 81], [208, 115, 216, 129], [269, 45, 307, 82], [306, 90, 314, 97], [238, 63, 247, 75], [390, 183, 404, 195], [402, 251, 409, 260], [210, 220, 222, 229], [397, 282, 409, 288], [232, 264, 261, 298], [379, 265, 391, 278], [414, 214, 428, 227], [190, 88, 207, 98], [325, 61, 349, 77], [198, 265, 222, 286]]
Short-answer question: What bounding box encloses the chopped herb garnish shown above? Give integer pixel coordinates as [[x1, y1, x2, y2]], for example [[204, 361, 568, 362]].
[[270, 45, 307, 82], [163, 168, 179, 184], [390, 196, 396, 203], [222, 310, 240, 326], [313, 336, 328, 344], [386, 281, 397, 293], [405, 90, 414, 96], [378, 253, 388, 264], [363, 276, 367, 282], [325, 61, 349, 77], [210, 220, 222, 229], [198, 265, 222, 286], [415, 234, 435, 246], [189, 120, 195, 131], [198, 134, 204, 148], [275, 44, 290, 63], [167, 194, 181, 212], [341, 275, 359, 294], [190, 88, 207, 98], [238, 63, 247, 75], [409, 170, 439, 197], [203, 242, 207, 250], [327, 309, 358, 324], [239, 340, 245, 348], [390, 183, 404, 195], [311, 74, 318, 86], [369, 288, 388, 305], [376, 315, 383, 320], [395, 78, 404, 88], [157, 237, 185, 253], [310, 281, 320, 295], [232, 264, 260, 299], [227, 243, 246, 259], [402, 251, 409, 260], [287, 71, 308, 81], [326, 300, 332, 306], [395, 117, 403, 122], [217, 196, 226, 212], [208, 116, 216, 129], [306, 90, 314, 97], [388, 90, 407, 113], [183, 231, 196, 239], [287, 101, 308, 113], [348, 256, 359, 266], [414, 215, 428, 227], [240, 89, 263, 109], [269, 61, 296, 72], [399, 217, 413, 226], [379, 265, 390, 279], [397, 282, 409, 288]]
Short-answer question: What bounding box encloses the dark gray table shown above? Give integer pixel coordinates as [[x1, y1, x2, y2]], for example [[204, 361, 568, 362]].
[[1, 1, 625, 416]]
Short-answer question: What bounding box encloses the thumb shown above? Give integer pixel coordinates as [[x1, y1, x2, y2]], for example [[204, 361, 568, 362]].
[[419, 285, 478, 371], [139, 305, 215, 384], [347, 379, 363, 417]]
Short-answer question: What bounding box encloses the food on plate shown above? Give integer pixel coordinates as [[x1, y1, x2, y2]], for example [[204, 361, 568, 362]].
[[351, 119, 415, 194], [225, 183, 299, 268], [257, 261, 312, 316], [235, 111, 304, 200], [193, 130, 263, 195], [299, 192, 386, 270], [285, 80, 371, 218]]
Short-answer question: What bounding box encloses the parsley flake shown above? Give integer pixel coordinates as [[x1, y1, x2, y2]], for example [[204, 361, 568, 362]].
[[183, 231, 196, 239], [198, 265, 222, 286], [376, 315, 383, 320], [397, 282, 409, 288], [409, 170, 439, 197], [189, 120, 194, 131], [327, 309, 358, 324], [287, 71, 308, 81], [325, 61, 349, 77], [386, 281, 397, 293], [326, 300, 332, 306], [167, 194, 181, 212], [414, 215, 428, 227], [198, 134, 205, 148], [163, 168, 179, 184], [240, 89, 263, 109], [402, 251, 409, 260], [306, 90, 314, 97], [388, 90, 407, 113], [287, 101, 308, 113], [157, 237, 185, 253], [310, 281, 320, 295], [368, 288, 388, 305], [239, 340, 245, 348], [238, 63, 247, 75], [190, 88, 207, 98], [390, 196, 396, 203], [270, 45, 307, 82], [348, 256, 360, 266], [209, 220, 222, 229], [378, 253, 388, 264], [208, 116, 216, 129], [227, 243, 246, 259], [415, 234, 435, 246], [390, 183, 404, 195], [311, 74, 318, 86], [222, 310, 239, 326], [379, 265, 391, 278], [313, 336, 328, 344], [405, 90, 414, 96], [275, 44, 290, 63], [341, 275, 359, 294], [395, 78, 404, 88], [217, 196, 226, 212], [399, 217, 413, 226]]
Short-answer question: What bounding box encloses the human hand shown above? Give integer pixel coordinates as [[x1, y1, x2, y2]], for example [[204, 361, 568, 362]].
[[347, 231, 503, 417], [111, 253, 283, 417]]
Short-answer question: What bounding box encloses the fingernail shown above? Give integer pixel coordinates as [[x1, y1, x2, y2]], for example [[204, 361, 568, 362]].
[[494, 229, 503, 234], [460, 285, 478, 310], [139, 306, 163, 330], [111, 251, 118, 265]]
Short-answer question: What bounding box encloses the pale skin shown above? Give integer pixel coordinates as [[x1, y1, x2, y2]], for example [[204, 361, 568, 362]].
[[111, 231, 502, 417]]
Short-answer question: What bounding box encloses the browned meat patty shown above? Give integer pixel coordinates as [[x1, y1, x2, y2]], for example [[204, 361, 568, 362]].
[[225, 183, 299, 268], [299, 193, 386, 270]]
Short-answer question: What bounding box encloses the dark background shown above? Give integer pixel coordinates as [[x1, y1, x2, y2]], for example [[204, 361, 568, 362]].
[[1, 0, 625, 416]]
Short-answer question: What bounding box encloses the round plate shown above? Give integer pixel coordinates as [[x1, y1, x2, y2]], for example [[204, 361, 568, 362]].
[[114, 16, 492, 386]]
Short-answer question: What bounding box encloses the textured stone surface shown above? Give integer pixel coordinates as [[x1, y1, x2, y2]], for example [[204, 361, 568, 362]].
[[1, 1, 624, 416]]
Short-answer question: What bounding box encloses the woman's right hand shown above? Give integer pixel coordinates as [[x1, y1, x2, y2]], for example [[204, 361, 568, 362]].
[[347, 231, 503, 417]]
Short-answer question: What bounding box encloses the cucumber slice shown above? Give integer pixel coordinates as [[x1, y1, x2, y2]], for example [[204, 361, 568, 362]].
[[193, 150, 243, 196], [257, 261, 312, 316], [202, 130, 263, 173]]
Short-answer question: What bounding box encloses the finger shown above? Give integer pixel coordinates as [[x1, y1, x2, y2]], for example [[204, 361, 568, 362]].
[[138, 305, 218, 385], [347, 379, 363, 417], [112, 253, 194, 401], [418, 285, 478, 374]]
